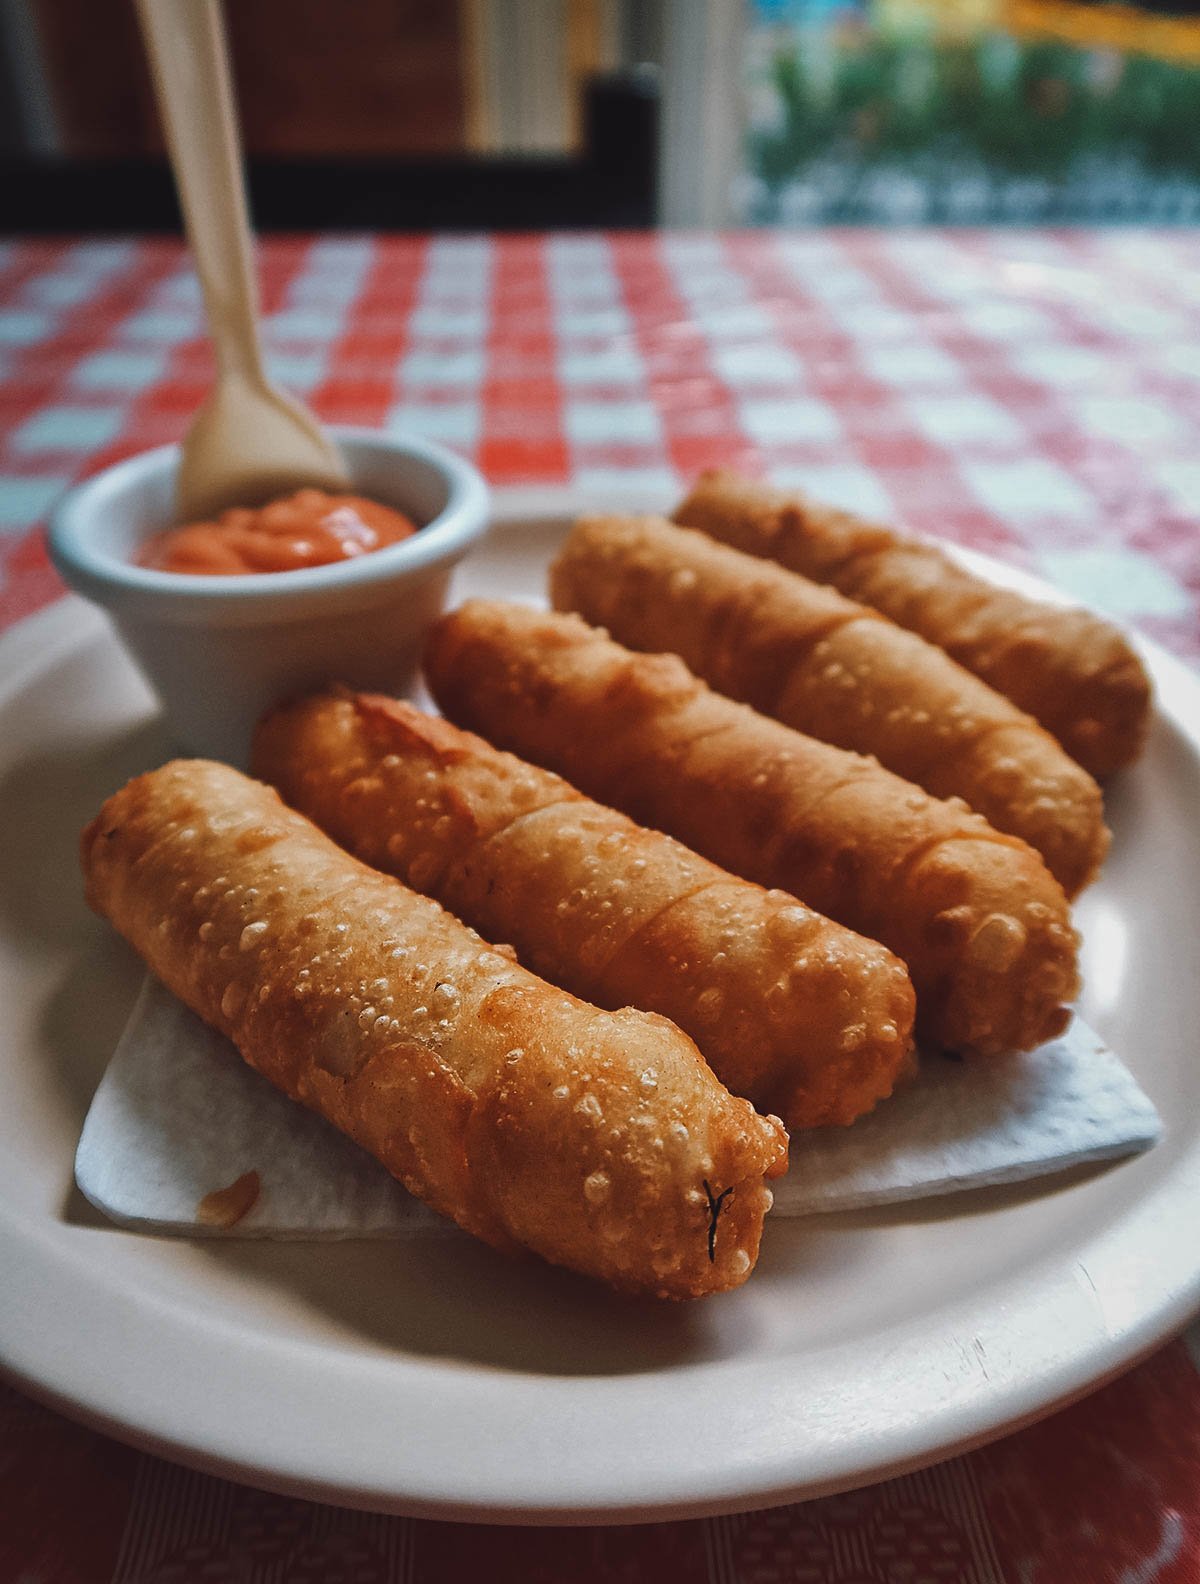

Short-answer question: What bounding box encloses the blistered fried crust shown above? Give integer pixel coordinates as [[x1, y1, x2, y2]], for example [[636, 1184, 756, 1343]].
[[425, 603, 1081, 1058], [81, 760, 787, 1298], [551, 514, 1109, 897], [254, 691, 916, 1128], [675, 470, 1151, 781]]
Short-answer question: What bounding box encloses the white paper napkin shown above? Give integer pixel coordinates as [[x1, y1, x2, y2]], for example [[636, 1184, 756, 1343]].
[[75, 975, 1161, 1236]]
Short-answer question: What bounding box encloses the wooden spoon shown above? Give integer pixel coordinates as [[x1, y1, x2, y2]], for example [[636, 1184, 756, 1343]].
[[136, 0, 349, 522]]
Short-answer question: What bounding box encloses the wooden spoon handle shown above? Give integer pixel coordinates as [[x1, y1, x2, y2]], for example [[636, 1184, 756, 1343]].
[[135, 0, 264, 385]]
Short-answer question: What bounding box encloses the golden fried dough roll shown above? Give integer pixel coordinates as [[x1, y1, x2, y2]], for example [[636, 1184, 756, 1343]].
[[81, 760, 787, 1299], [254, 690, 916, 1128], [425, 602, 1080, 1058], [551, 514, 1109, 898], [675, 470, 1151, 780]]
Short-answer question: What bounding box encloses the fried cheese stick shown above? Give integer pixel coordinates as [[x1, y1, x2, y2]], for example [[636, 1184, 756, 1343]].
[[425, 602, 1080, 1058], [551, 514, 1109, 898], [675, 470, 1151, 780], [81, 760, 787, 1299], [254, 690, 916, 1128]]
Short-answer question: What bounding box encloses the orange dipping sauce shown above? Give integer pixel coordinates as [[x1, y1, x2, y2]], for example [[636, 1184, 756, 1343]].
[[139, 489, 419, 575]]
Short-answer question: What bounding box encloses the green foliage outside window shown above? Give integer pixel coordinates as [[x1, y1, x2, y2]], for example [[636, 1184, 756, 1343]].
[[747, 30, 1200, 219]]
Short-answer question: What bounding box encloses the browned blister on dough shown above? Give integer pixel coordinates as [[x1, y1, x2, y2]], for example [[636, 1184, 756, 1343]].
[[552, 513, 1109, 897], [81, 759, 787, 1298], [425, 602, 1080, 1058], [675, 470, 1150, 781], [254, 690, 916, 1128]]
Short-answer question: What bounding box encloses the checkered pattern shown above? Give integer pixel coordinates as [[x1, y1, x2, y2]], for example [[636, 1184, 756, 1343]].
[[2, 230, 1199, 650], [4, 1339, 1200, 1583], [2, 230, 1199, 1583]]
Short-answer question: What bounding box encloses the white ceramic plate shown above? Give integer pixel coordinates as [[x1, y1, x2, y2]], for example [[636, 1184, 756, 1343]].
[[2, 494, 1199, 1524]]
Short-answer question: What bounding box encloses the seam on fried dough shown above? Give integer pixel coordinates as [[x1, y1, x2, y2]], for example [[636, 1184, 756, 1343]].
[[678, 470, 1150, 780], [424, 601, 1079, 1059], [254, 689, 916, 1129], [554, 512, 1108, 896], [83, 759, 788, 1298]]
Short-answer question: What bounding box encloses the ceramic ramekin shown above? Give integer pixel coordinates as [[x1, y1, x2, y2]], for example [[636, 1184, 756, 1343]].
[[48, 427, 490, 763]]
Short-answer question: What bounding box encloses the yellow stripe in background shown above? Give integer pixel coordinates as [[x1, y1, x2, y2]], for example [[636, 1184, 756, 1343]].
[[1006, 0, 1200, 66]]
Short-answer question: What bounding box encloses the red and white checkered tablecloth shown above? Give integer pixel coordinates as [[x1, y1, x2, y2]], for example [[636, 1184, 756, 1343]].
[[2, 230, 1199, 1582]]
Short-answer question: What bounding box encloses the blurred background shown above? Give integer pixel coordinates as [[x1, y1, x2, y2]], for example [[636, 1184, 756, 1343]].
[[745, 0, 1200, 222], [1, 0, 1198, 229]]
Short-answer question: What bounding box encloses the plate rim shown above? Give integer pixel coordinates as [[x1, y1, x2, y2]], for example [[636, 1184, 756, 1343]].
[[2, 492, 1199, 1524]]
